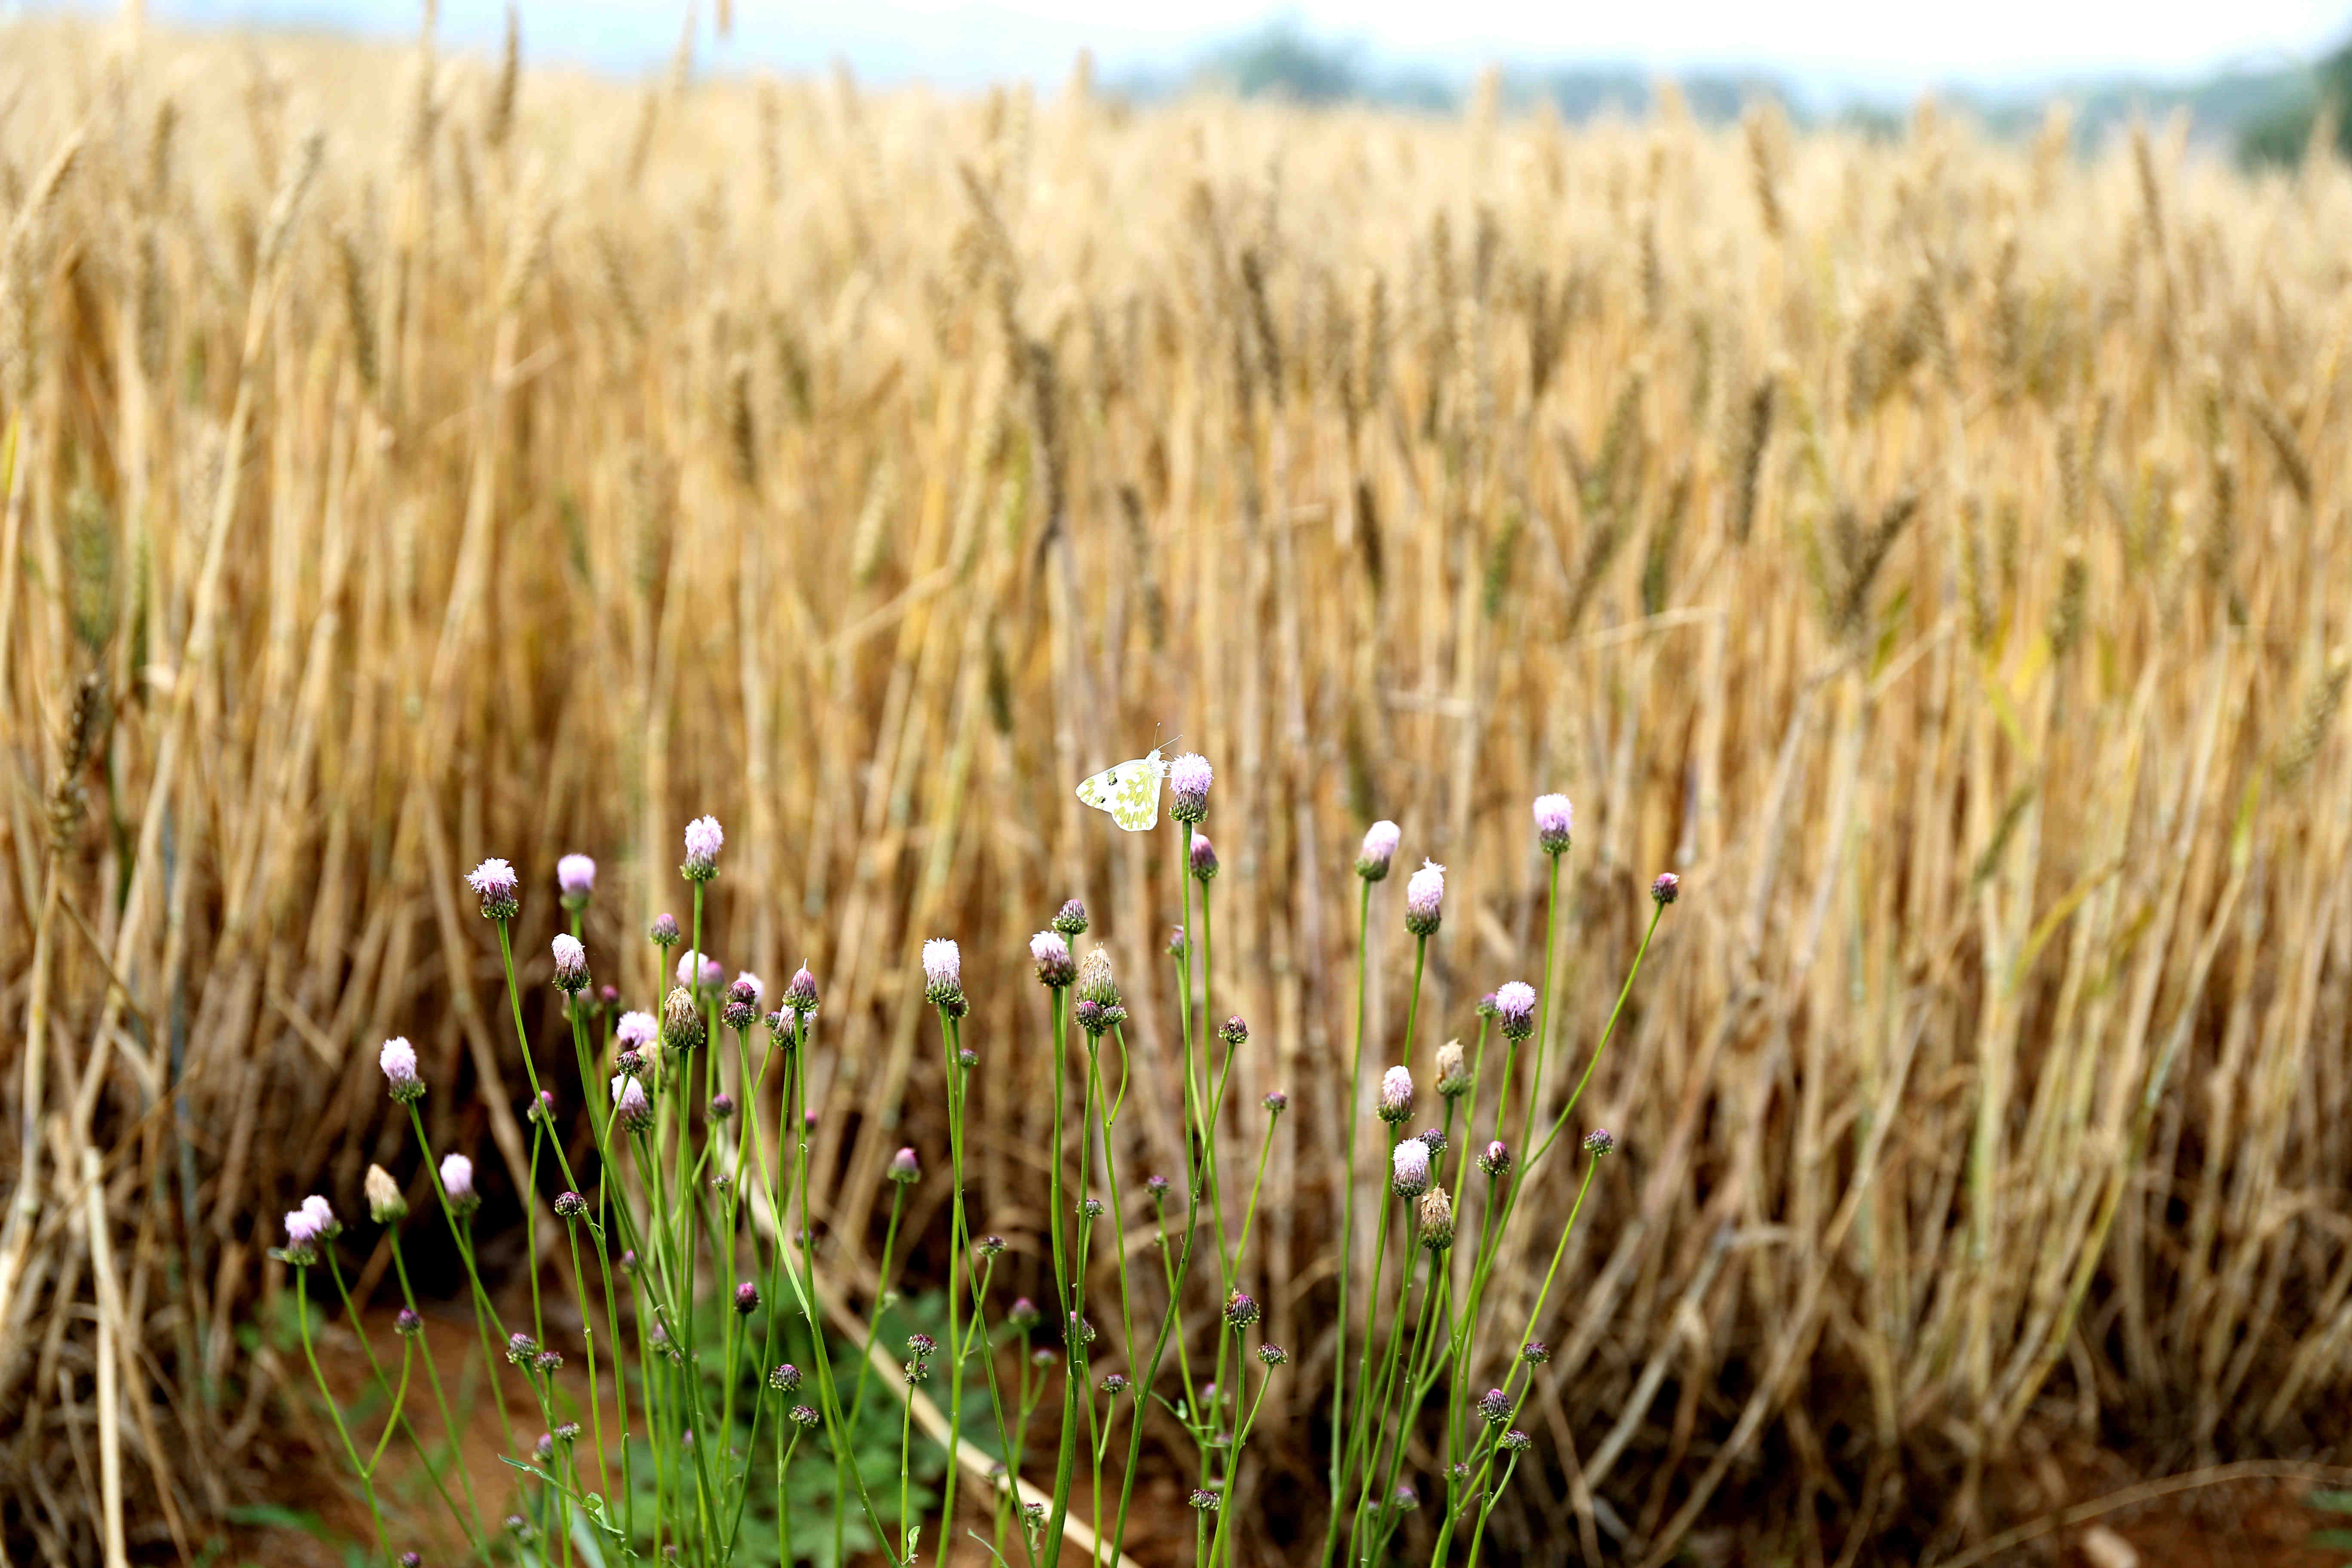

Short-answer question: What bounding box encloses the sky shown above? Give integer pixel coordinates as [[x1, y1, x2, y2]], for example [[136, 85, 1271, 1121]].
[[103, 0, 2352, 98]]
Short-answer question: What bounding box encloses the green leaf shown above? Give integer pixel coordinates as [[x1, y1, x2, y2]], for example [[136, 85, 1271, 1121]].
[[224, 1503, 331, 1537], [2312, 1491, 2352, 1514]]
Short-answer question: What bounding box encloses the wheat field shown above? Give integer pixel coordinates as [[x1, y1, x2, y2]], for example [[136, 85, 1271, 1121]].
[[3, 12, 2350, 1564]]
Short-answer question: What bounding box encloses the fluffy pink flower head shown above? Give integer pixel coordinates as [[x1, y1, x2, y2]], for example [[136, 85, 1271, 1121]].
[[612, 1074, 654, 1133], [557, 853, 597, 903], [439, 1154, 478, 1211], [1168, 753, 1213, 823], [677, 949, 724, 991], [1378, 1064, 1415, 1124], [1030, 930, 1075, 988], [1356, 820, 1401, 881], [923, 939, 965, 1013], [284, 1197, 334, 1258], [616, 1011, 656, 1051], [1404, 860, 1446, 936], [466, 858, 520, 919], [1652, 872, 1680, 906], [1494, 980, 1537, 1041], [1391, 1138, 1431, 1197], [379, 1036, 425, 1102], [551, 934, 590, 992], [1532, 794, 1574, 856], [681, 815, 725, 879]]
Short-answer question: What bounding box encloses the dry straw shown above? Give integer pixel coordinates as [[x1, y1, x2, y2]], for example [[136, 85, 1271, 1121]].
[[1, 15, 2350, 1565]]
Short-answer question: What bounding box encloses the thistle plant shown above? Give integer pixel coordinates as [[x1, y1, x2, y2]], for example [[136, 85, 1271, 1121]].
[[292, 781, 1668, 1566]]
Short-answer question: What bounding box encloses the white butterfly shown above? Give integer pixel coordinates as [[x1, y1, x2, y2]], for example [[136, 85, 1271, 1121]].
[[1075, 747, 1171, 832]]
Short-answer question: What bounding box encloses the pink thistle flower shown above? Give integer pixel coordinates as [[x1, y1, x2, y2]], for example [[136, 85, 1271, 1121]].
[[1390, 1138, 1430, 1197], [1378, 1064, 1415, 1124], [611, 1075, 654, 1133], [466, 858, 520, 920], [439, 1155, 479, 1214], [1030, 930, 1075, 988], [887, 1146, 922, 1185], [1494, 980, 1537, 1041], [1404, 860, 1445, 936], [1532, 793, 1574, 857], [1356, 820, 1401, 881], [1652, 872, 1680, 906], [379, 1037, 425, 1102], [681, 815, 725, 881], [551, 934, 590, 993], [1168, 753, 1213, 823], [677, 949, 724, 991], [615, 1011, 657, 1051], [557, 853, 597, 906]]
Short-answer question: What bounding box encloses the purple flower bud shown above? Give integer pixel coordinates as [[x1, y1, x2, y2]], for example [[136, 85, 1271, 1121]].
[[1168, 753, 1213, 823], [1391, 1138, 1431, 1196], [1189, 1490, 1221, 1513], [1378, 1065, 1415, 1124], [1188, 831, 1219, 882], [1007, 1297, 1040, 1330], [1584, 1127, 1616, 1156], [958, 1046, 979, 1068], [677, 949, 725, 992], [887, 1146, 922, 1185], [788, 1403, 819, 1429], [1418, 1125, 1448, 1160], [616, 1011, 656, 1051], [1532, 793, 1574, 856], [735, 1281, 759, 1315], [709, 1093, 735, 1122], [1652, 871, 1680, 906], [649, 913, 682, 948], [466, 858, 520, 920], [557, 854, 596, 912], [1030, 930, 1075, 988], [1356, 819, 1401, 881], [534, 1433, 556, 1463], [1477, 992, 1499, 1018], [282, 1198, 332, 1260], [722, 972, 762, 1031], [619, 1250, 637, 1275], [1219, 1016, 1248, 1048], [1257, 1343, 1289, 1366], [402, 1553, 422, 1568], [1167, 924, 1189, 958], [783, 966, 819, 1014], [1477, 1139, 1513, 1178], [611, 1075, 654, 1133], [380, 1037, 426, 1102], [1391, 1484, 1420, 1513], [1520, 1340, 1550, 1365], [551, 934, 590, 994], [439, 1155, 478, 1213], [598, 984, 619, 1007], [1144, 1173, 1171, 1204], [395, 1308, 423, 1338], [681, 815, 724, 880], [506, 1331, 539, 1365], [1262, 1089, 1289, 1114], [1475, 1387, 1512, 1427], [1494, 980, 1537, 1041], [535, 1350, 562, 1373], [769, 1363, 802, 1393], [1052, 898, 1089, 937], [907, 1332, 937, 1359], [554, 1190, 587, 1219], [1100, 1372, 1130, 1396], [1404, 859, 1445, 935], [1223, 1289, 1260, 1328], [976, 1234, 1006, 1257], [1499, 1428, 1532, 1452]]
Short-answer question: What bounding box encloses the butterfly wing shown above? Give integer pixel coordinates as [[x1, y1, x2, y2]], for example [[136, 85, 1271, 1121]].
[[1076, 749, 1166, 832]]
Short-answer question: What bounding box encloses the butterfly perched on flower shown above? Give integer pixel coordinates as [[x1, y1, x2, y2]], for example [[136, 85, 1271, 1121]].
[[1075, 748, 1170, 831]]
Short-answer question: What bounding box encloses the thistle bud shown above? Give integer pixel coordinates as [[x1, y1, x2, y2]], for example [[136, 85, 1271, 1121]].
[[1494, 980, 1537, 1041], [506, 1332, 539, 1366], [1418, 1186, 1455, 1251], [1144, 1174, 1171, 1205], [1476, 992, 1499, 1019], [1074, 949, 1127, 1035], [977, 1234, 1006, 1258], [789, 1404, 820, 1429], [1476, 1140, 1513, 1178], [1356, 819, 1401, 882], [1188, 832, 1219, 882], [1390, 1485, 1419, 1514], [1052, 899, 1089, 937], [735, 1281, 759, 1315], [1257, 1343, 1289, 1367], [783, 966, 820, 1015], [1390, 1138, 1430, 1197], [1499, 1429, 1532, 1453], [1418, 1125, 1448, 1160], [380, 1037, 426, 1103], [1435, 1040, 1470, 1098], [1007, 1297, 1041, 1330], [366, 1164, 408, 1224], [1168, 753, 1213, 823], [395, 1308, 424, 1338], [1081, 1197, 1104, 1219], [1520, 1341, 1550, 1365], [282, 1200, 330, 1264], [1584, 1127, 1615, 1156], [1219, 1016, 1249, 1049], [907, 1332, 937, 1360], [721, 973, 762, 1032], [1262, 1089, 1289, 1114], [709, 1093, 735, 1122], [922, 938, 967, 1015], [1100, 1372, 1130, 1396], [1031, 931, 1075, 988], [1188, 1490, 1221, 1513], [1652, 871, 1680, 906], [557, 853, 596, 909], [401, 1554, 423, 1568], [1223, 1289, 1260, 1329], [769, 1363, 802, 1393], [1474, 1387, 1512, 1427], [887, 1146, 922, 1185], [958, 1046, 979, 1069], [649, 913, 681, 948], [677, 949, 724, 992], [1377, 1065, 1415, 1124], [1167, 925, 1189, 958], [440, 1155, 478, 1214], [466, 858, 520, 921], [616, 1011, 656, 1054], [1404, 860, 1445, 936], [551, 934, 590, 994], [661, 987, 705, 1054], [612, 1075, 654, 1133], [554, 1190, 587, 1219], [680, 815, 724, 881], [1532, 793, 1574, 857]]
